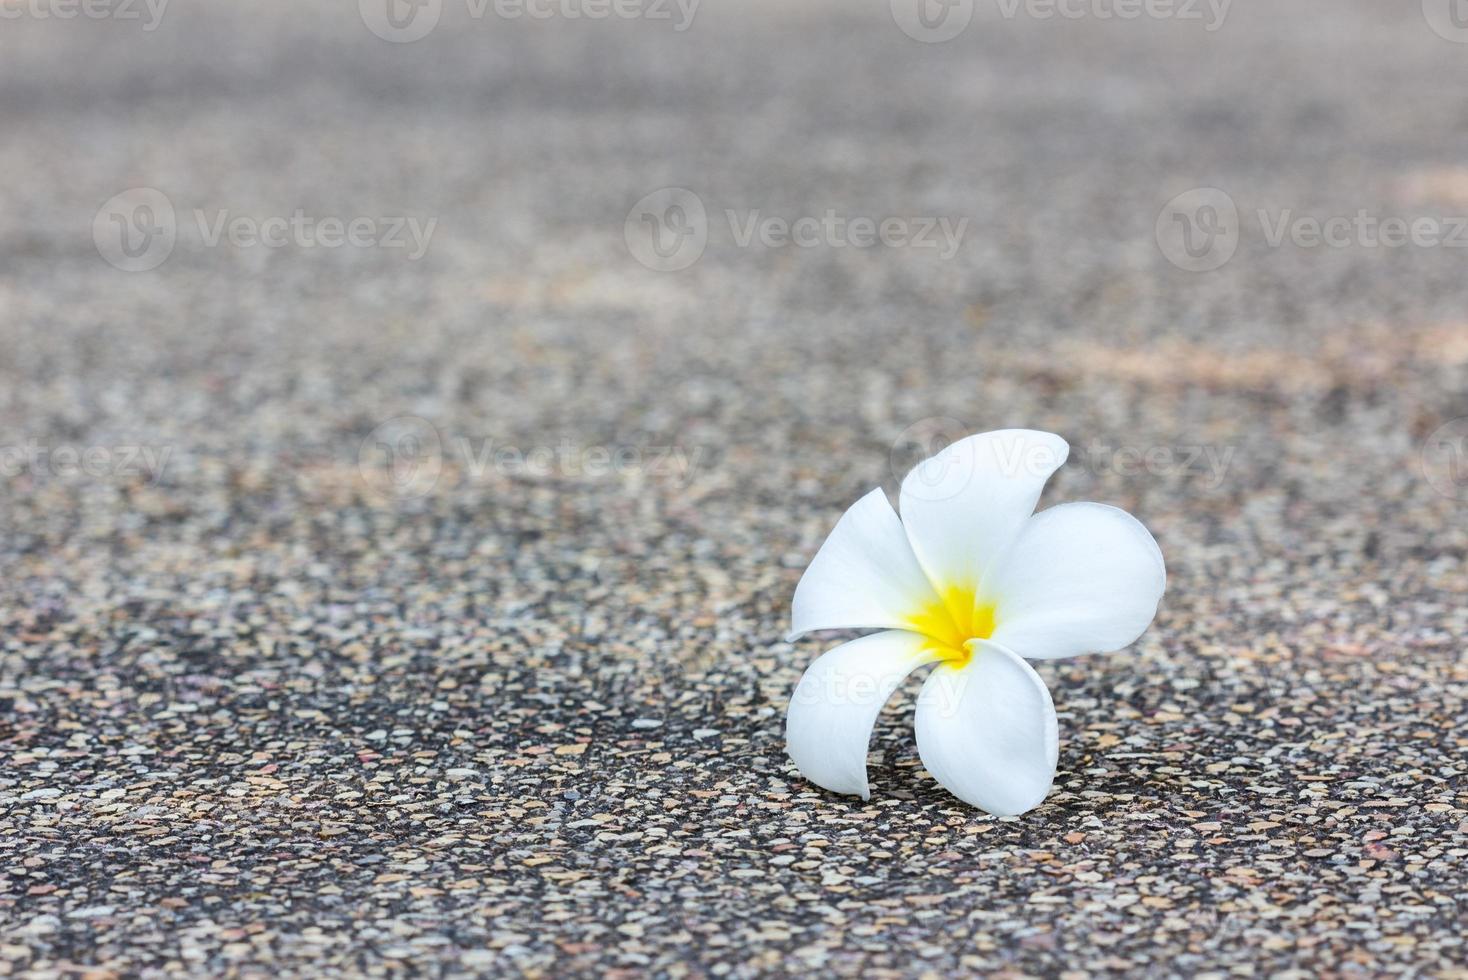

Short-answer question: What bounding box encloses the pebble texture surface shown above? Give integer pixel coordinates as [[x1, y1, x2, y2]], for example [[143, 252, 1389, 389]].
[[1, 0, 1466, 975]]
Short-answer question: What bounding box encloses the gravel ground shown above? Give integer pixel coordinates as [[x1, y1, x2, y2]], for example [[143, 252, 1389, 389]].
[[1, 0, 1466, 975]]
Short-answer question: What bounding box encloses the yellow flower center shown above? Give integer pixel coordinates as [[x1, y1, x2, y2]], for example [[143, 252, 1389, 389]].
[[907, 583, 997, 665]]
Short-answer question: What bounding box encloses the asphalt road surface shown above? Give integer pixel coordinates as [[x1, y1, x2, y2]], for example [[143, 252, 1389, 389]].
[[1, 0, 1465, 975]]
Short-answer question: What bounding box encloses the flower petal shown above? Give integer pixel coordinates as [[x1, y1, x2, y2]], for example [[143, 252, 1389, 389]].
[[786, 630, 941, 799], [985, 502, 1166, 660], [913, 640, 1058, 816], [898, 429, 1069, 596], [789, 488, 943, 640]]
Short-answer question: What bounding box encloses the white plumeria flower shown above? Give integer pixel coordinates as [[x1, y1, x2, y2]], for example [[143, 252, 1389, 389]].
[[785, 429, 1166, 816]]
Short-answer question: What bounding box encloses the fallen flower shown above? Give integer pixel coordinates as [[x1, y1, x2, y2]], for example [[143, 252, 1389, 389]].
[[785, 429, 1165, 815]]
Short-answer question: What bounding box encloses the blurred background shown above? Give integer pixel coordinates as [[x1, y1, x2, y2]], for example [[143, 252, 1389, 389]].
[[1, 0, 1465, 974]]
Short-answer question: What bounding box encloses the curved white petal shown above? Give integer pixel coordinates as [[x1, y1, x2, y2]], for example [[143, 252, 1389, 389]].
[[786, 630, 941, 799], [913, 641, 1058, 816], [898, 429, 1069, 599], [789, 488, 943, 641], [986, 502, 1166, 660]]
